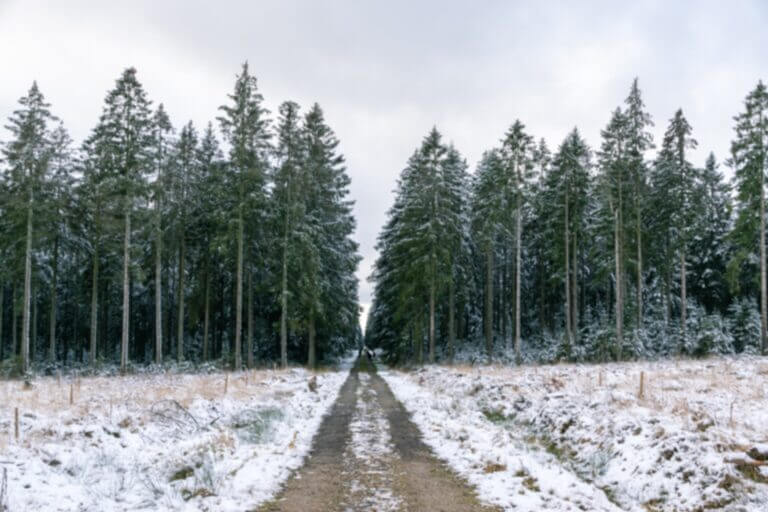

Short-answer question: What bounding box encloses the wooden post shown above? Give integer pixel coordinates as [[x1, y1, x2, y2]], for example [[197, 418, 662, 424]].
[[638, 371, 645, 399], [14, 408, 19, 441], [224, 374, 228, 394], [598, 371, 603, 387], [69, 382, 74, 405]]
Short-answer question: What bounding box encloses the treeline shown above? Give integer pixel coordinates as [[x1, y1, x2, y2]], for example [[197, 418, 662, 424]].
[[0, 63, 361, 375], [367, 79, 768, 364]]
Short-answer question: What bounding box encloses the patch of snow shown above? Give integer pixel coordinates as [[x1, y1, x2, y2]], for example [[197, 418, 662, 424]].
[[1, 368, 346, 511], [381, 356, 768, 511]]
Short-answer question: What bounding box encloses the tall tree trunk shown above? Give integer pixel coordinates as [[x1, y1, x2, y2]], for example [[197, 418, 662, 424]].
[[154, 209, 162, 364], [564, 187, 572, 350], [203, 263, 211, 361], [680, 248, 687, 349], [416, 313, 424, 366], [308, 307, 316, 369], [448, 272, 455, 364], [177, 237, 185, 362], [428, 274, 435, 364], [234, 207, 243, 370], [31, 286, 37, 362], [573, 228, 579, 341], [48, 235, 59, 362], [12, 284, 18, 357], [614, 203, 623, 360], [120, 207, 131, 373], [761, 162, 767, 355], [247, 266, 254, 368], [636, 194, 643, 328], [280, 222, 289, 369], [21, 194, 33, 374], [484, 244, 493, 362], [500, 246, 507, 348], [90, 249, 99, 365], [515, 198, 522, 364]]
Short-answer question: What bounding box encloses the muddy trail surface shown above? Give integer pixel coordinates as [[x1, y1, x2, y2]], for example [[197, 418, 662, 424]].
[[258, 358, 499, 512]]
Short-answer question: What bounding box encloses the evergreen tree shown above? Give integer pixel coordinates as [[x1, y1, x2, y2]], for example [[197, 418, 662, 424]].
[[89, 68, 154, 372], [1, 82, 58, 374], [217, 62, 271, 369], [728, 81, 768, 354]]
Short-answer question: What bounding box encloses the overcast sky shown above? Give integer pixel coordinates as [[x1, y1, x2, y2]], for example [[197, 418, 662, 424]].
[[2, 0, 767, 329]]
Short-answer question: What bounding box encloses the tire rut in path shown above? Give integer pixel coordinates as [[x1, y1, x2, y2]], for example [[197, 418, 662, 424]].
[[257, 359, 499, 512]]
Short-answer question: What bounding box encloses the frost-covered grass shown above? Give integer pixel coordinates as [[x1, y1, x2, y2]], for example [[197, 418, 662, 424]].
[[382, 356, 768, 511], [0, 368, 346, 511]]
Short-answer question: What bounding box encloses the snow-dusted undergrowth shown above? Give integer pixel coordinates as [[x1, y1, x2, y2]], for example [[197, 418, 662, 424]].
[[0, 368, 346, 511], [382, 356, 768, 512]]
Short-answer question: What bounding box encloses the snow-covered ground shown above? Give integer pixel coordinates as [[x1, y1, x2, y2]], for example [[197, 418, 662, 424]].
[[381, 356, 768, 511], [0, 368, 345, 511]]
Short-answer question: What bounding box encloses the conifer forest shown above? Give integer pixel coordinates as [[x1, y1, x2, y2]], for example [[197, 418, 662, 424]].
[[2, 3, 768, 511]]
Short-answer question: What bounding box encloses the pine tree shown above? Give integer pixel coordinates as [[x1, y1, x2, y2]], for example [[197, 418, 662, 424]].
[[547, 129, 591, 356], [150, 104, 173, 364], [655, 110, 698, 346], [217, 62, 271, 369], [624, 79, 655, 329], [499, 120, 535, 362], [171, 121, 197, 362], [301, 104, 360, 367], [90, 68, 154, 372], [597, 108, 629, 358], [1, 82, 58, 374], [729, 81, 768, 354], [272, 101, 305, 367]]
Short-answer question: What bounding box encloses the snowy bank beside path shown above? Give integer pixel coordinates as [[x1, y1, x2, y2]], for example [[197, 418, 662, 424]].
[[381, 357, 768, 512], [0, 368, 346, 511]]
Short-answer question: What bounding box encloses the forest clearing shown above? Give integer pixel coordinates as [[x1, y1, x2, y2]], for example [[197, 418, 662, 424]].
[[2, 355, 768, 511], [3, 1, 768, 510]]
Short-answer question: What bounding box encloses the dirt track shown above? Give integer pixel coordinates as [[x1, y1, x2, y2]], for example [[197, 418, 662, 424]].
[[258, 358, 498, 512]]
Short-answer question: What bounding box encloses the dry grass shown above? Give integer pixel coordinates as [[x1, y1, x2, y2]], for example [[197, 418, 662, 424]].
[[446, 356, 768, 441], [0, 368, 302, 453]]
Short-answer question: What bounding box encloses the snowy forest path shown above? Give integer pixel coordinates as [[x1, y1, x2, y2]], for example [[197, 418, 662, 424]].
[[257, 358, 499, 512]]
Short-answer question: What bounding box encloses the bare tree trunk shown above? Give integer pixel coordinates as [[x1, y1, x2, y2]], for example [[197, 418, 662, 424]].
[[120, 207, 131, 373], [564, 187, 572, 350], [31, 286, 37, 362], [448, 273, 455, 363], [154, 211, 162, 364], [247, 267, 254, 368], [177, 237, 185, 361], [573, 228, 579, 341], [48, 235, 59, 362], [12, 284, 18, 357], [614, 203, 623, 360], [515, 197, 522, 364], [428, 274, 435, 364], [21, 195, 33, 374], [280, 220, 289, 368], [636, 196, 643, 328], [203, 263, 210, 361], [680, 248, 687, 348], [234, 207, 243, 370], [484, 244, 493, 362], [308, 307, 316, 369], [416, 313, 424, 366], [761, 161, 768, 355], [90, 250, 99, 365], [501, 246, 507, 349]]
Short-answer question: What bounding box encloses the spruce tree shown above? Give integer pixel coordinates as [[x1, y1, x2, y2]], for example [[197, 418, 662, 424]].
[[1, 82, 58, 374], [217, 62, 271, 369], [729, 81, 768, 354], [89, 68, 154, 372]]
